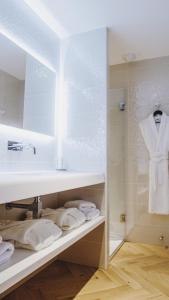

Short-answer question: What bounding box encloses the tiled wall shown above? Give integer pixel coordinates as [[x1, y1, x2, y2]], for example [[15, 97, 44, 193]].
[[110, 56, 169, 246], [0, 125, 55, 172]]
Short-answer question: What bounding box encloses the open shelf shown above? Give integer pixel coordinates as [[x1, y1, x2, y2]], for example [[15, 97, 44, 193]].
[[0, 216, 105, 295]]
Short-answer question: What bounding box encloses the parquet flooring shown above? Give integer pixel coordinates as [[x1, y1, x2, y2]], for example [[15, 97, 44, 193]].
[[3, 242, 169, 299], [2, 261, 96, 300], [75, 242, 169, 299]]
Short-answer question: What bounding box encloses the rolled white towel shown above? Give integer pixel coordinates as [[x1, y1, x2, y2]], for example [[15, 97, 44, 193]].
[[0, 241, 14, 265], [64, 200, 100, 221], [41, 207, 86, 231], [64, 200, 96, 210], [80, 207, 100, 221], [0, 219, 62, 251]]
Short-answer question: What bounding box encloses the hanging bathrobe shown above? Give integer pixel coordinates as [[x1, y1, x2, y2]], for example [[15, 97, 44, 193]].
[[139, 112, 169, 214]]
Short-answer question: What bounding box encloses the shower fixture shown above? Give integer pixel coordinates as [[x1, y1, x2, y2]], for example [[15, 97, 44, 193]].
[[119, 101, 126, 111]]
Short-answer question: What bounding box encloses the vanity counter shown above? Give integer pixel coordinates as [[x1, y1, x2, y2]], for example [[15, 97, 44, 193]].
[[0, 171, 105, 203]]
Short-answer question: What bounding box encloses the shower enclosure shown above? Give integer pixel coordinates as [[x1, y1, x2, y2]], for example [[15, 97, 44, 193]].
[[108, 88, 126, 256]]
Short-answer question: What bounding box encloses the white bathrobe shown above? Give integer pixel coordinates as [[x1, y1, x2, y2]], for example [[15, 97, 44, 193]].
[[139, 112, 169, 214]]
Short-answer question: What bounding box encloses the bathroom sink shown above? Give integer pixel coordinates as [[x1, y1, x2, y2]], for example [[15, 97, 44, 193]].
[[0, 170, 69, 178], [0, 170, 64, 175], [0, 171, 104, 203]]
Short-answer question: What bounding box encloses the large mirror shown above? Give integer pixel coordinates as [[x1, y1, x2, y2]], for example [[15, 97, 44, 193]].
[[0, 33, 56, 136]]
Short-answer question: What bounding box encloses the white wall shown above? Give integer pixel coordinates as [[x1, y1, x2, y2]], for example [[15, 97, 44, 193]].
[[0, 125, 55, 172], [60, 28, 107, 172]]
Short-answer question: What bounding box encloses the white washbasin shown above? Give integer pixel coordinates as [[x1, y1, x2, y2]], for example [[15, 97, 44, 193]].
[[0, 170, 71, 180], [0, 170, 104, 203], [0, 170, 65, 175]]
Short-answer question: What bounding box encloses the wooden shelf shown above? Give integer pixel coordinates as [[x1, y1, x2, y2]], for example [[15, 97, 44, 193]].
[[0, 216, 105, 294]]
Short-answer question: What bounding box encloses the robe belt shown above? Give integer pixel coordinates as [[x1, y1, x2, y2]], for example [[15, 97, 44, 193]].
[[150, 152, 168, 191]]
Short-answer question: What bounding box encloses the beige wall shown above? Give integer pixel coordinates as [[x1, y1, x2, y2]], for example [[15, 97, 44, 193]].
[[109, 56, 169, 246]]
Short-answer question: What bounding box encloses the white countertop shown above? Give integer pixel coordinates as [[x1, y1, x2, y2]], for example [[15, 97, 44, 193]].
[[0, 171, 105, 203]]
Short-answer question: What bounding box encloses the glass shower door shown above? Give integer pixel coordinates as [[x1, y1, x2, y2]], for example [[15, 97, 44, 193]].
[[108, 88, 126, 256]]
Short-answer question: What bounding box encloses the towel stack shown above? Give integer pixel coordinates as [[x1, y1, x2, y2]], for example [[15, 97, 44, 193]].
[[40, 207, 86, 231], [26, 200, 100, 230], [0, 219, 62, 251], [64, 200, 100, 221], [0, 234, 14, 265], [26, 207, 86, 231], [0, 200, 100, 255]]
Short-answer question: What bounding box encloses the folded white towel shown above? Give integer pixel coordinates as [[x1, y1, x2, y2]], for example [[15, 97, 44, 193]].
[[80, 207, 100, 221], [0, 219, 62, 251], [64, 200, 100, 221], [64, 200, 96, 210], [41, 207, 86, 231], [0, 241, 14, 265]]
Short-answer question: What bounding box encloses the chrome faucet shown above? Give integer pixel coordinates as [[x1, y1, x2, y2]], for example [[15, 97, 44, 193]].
[[6, 196, 42, 219], [8, 141, 36, 155]]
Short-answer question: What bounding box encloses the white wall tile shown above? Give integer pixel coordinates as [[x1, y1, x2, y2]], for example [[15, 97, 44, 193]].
[[0, 125, 56, 172]]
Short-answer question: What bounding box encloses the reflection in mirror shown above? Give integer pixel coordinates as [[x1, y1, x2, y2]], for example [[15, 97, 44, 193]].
[[0, 33, 56, 136]]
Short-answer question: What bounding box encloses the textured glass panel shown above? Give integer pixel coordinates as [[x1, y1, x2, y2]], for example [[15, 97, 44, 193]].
[[61, 28, 107, 172]]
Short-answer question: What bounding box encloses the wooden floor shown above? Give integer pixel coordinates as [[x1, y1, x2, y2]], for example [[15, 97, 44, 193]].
[[3, 242, 169, 300], [75, 242, 169, 300], [2, 260, 96, 300]]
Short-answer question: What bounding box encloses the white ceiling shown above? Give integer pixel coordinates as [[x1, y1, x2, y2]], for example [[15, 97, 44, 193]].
[[24, 0, 169, 65], [0, 34, 25, 80]]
